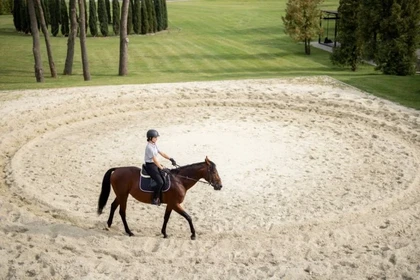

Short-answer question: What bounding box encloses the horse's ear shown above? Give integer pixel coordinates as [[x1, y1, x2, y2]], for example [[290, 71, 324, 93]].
[[205, 156, 210, 165]]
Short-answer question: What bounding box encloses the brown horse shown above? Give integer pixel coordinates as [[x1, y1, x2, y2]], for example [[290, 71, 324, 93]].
[[97, 156, 222, 240]]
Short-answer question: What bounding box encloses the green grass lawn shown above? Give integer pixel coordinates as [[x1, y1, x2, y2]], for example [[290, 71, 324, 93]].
[[0, 0, 419, 109]]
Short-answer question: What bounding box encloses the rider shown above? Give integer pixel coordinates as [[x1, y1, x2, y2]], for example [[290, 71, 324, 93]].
[[144, 129, 177, 205]]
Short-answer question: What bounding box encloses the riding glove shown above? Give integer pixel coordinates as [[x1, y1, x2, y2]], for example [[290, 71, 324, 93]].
[[170, 158, 177, 166]]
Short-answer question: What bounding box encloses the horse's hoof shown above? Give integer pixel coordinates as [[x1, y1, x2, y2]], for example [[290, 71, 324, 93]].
[[128, 232, 134, 237], [191, 235, 196, 240], [163, 234, 168, 238]]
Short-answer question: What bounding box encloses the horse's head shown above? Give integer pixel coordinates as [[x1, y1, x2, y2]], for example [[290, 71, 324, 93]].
[[204, 156, 223, 190]]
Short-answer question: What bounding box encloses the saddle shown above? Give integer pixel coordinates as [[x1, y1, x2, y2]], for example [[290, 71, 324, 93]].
[[139, 164, 171, 193]]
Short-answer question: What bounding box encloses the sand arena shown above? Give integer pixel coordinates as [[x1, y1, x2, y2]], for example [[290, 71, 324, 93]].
[[0, 77, 419, 279]]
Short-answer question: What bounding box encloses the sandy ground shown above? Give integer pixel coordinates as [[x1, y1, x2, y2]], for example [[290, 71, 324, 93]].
[[0, 77, 419, 279]]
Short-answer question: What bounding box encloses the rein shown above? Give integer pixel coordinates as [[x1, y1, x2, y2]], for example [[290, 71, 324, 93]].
[[175, 174, 210, 185], [168, 164, 212, 185]]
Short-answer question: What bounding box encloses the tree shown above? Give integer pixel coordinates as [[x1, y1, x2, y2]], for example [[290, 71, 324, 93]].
[[162, 0, 168, 30], [105, 0, 111, 23], [154, 0, 163, 31], [146, 0, 156, 33], [98, 0, 108, 36], [127, 0, 132, 34], [84, 0, 88, 31], [119, 0, 129, 76], [282, 0, 323, 55], [41, 0, 50, 27], [63, 0, 78, 75], [0, 0, 13, 15], [22, 0, 30, 34], [78, 0, 91, 80], [12, 0, 28, 32], [358, 0, 381, 61], [60, 0, 69, 36], [140, 0, 148, 34], [49, 0, 59, 36], [374, 0, 420, 75], [133, 0, 141, 34], [112, 0, 120, 35], [13, 0, 23, 31], [89, 0, 98, 36], [27, 0, 44, 82], [35, 0, 57, 77], [331, 0, 362, 71]]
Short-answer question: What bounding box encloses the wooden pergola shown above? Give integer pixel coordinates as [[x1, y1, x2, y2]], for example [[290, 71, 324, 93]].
[[319, 10, 339, 48]]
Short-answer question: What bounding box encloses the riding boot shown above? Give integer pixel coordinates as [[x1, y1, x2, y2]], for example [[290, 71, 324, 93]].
[[152, 185, 162, 206]]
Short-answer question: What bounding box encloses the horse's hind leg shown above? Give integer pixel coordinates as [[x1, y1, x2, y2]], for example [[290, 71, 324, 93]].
[[173, 203, 196, 240], [119, 195, 134, 236], [161, 206, 173, 238], [107, 198, 119, 228]]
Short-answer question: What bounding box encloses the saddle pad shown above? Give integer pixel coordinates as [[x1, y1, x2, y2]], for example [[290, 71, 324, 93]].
[[139, 171, 171, 193]]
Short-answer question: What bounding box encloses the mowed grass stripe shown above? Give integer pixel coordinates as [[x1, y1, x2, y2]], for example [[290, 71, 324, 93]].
[[179, 37, 243, 73], [1, 0, 419, 110], [144, 36, 216, 75], [167, 3, 240, 72], [129, 38, 174, 74], [168, 37, 220, 73]]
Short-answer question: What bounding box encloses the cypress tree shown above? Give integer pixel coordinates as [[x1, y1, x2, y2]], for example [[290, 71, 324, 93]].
[[358, 0, 382, 60], [98, 0, 109, 36], [56, 0, 61, 24], [151, 0, 157, 32], [13, 0, 22, 31], [49, 0, 59, 36], [105, 0, 111, 23], [133, 0, 141, 34], [60, 0, 69, 36], [20, 0, 30, 34], [146, 0, 156, 33], [331, 0, 362, 71], [127, 0, 132, 34], [112, 0, 120, 35], [42, 0, 50, 27], [162, 0, 168, 30], [89, 0, 98, 36], [154, 0, 162, 31], [375, 0, 420, 75], [140, 0, 149, 34]]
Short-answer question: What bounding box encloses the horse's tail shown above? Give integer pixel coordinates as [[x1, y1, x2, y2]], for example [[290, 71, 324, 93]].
[[97, 168, 117, 215]]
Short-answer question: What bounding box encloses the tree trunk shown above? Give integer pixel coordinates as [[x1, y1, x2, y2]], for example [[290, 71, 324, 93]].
[[78, 0, 91, 81], [119, 0, 129, 76], [35, 0, 57, 78], [64, 0, 78, 75], [305, 38, 311, 55], [27, 0, 44, 82]]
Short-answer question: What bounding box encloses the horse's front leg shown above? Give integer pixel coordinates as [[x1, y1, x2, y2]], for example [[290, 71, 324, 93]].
[[173, 203, 196, 240], [161, 205, 172, 238], [118, 195, 134, 236]]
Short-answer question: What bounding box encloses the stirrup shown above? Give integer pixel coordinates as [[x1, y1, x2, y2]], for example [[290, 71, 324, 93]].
[[151, 198, 161, 206]]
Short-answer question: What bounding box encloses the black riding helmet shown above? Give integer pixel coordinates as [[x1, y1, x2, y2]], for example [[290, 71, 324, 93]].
[[147, 129, 160, 140]]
